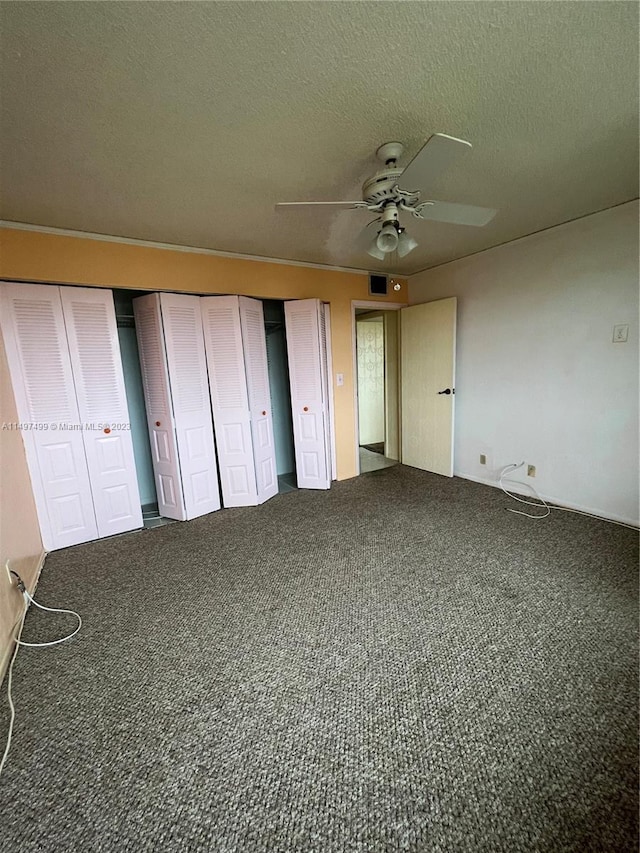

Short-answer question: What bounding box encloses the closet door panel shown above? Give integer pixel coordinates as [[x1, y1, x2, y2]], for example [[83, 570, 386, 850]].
[[318, 301, 333, 477], [0, 282, 98, 550], [133, 293, 186, 520], [238, 297, 278, 503], [160, 293, 221, 518], [323, 303, 337, 481], [201, 296, 258, 507], [284, 299, 330, 490], [60, 286, 143, 538]]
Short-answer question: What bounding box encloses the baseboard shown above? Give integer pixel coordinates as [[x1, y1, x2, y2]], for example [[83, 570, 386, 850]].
[[456, 471, 639, 529], [0, 549, 47, 683]]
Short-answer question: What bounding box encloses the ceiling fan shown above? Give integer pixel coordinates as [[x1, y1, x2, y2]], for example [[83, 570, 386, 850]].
[[276, 133, 498, 260]]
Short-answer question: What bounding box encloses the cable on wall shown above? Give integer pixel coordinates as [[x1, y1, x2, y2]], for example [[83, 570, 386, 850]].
[[0, 567, 82, 777], [499, 462, 638, 530]]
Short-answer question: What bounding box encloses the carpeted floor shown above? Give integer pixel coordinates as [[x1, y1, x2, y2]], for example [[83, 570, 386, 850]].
[[1, 466, 638, 852]]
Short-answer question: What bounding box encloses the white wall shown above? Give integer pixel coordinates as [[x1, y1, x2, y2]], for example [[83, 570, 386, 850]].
[[357, 318, 385, 446], [409, 201, 639, 525]]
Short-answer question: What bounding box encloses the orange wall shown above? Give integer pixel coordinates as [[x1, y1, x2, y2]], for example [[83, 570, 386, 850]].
[[0, 227, 406, 481]]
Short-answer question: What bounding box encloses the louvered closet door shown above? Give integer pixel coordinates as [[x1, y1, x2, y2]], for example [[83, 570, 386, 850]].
[[133, 293, 186, 520], [201, 296, 258, 507], [284, 299, 330, 490], [0, 283, 98, 550], [160, 293, 220, 519], [239, 297, 278, 503], [60, 287, 143, 538]]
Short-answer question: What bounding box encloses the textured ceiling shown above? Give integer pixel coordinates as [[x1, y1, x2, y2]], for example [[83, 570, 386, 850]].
[[1, 2, 638, 274]]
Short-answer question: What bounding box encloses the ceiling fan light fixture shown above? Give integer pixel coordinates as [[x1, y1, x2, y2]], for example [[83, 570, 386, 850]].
[[375, 223, 399, 253], [397, 230, 418, 258], [366, 239, 387, 260]]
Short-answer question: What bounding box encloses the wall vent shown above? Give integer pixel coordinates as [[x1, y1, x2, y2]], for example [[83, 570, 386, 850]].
[[369, 274, 388, 296]]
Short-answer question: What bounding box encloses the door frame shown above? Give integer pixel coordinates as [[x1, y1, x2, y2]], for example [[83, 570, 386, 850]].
[[351, 300, 406, 475]]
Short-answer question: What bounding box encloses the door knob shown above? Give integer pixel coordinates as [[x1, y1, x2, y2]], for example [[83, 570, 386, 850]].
[[437, 388, 454, 395]]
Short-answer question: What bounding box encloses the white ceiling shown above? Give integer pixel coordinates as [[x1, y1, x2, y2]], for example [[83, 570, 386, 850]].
[[1, 2, 638, 274]]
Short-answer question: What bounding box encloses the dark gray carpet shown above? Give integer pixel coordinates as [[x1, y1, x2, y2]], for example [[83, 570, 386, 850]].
[[1, 466, 638, 853]]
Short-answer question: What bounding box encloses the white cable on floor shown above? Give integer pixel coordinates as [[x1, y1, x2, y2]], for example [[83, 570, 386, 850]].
[[0, 571, 82, 777], [0, 607, 28, 777], [499, 462, 550, 519], [499, 462, 639, 530], [16, 589, 82, 648]]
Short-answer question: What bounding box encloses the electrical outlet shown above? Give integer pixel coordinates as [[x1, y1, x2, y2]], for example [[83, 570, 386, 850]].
[[527, 465, 536, 477], [479, 454, 486, 465]]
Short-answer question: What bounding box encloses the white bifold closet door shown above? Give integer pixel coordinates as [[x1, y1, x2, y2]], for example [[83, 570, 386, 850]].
[[133, 292, 220, 520], [201, 295, 277, 506], [284, 298, 331, 490], [0, 282, 142, 551], [60, 286, 143, 538]]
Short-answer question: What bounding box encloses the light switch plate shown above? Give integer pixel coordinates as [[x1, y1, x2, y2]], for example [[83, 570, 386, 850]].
[[336, 373, 344, 386], [613, 324, 629, 343]]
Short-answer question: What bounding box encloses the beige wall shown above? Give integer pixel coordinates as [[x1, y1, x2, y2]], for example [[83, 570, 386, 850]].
[[0, 332, 45, 678]]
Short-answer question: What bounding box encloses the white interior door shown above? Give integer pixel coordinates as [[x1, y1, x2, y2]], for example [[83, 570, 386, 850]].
[[356, 318, 385, 445], [60, 286, 143, 538], [0, 282, 99, 550], [133, 293, 186, 520], [201, 295, 258, 507], [401, 297, 457, 476], [284, 298, 330, 490], [239, 297, 278, 504], [159, 293, 221, 519]]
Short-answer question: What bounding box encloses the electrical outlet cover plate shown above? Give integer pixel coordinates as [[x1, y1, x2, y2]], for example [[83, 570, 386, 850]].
[[613, 324, 629, 343]]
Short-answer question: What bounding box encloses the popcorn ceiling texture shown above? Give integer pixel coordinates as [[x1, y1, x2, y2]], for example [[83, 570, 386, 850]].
[[0, 2, 638, 273], [0, 466, 637, 851]]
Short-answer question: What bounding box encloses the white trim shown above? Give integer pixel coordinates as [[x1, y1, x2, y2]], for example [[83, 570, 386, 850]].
[[0, 220, 401, 277], [351, 300, 407, 475], [459, 471, 639, 529], [323, 303, 337, 481]]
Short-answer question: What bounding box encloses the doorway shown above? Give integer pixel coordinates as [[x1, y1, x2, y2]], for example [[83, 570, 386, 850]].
[[354, 305, 402, 475]]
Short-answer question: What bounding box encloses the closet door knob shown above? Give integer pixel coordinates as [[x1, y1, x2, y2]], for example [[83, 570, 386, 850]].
[[262, 410, 267, 416], [103, 427, 111, 434], [155, 421, 161, 427], [303, 406, 309, 412]]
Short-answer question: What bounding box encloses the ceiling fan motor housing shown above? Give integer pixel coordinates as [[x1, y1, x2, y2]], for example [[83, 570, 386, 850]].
[[361, 167, 405, 206]]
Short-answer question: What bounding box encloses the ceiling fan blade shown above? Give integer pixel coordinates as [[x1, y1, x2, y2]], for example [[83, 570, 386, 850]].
[[417, 200, 497, 227], [276, 201, 364, 209], [400, 133, 472, 192]]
